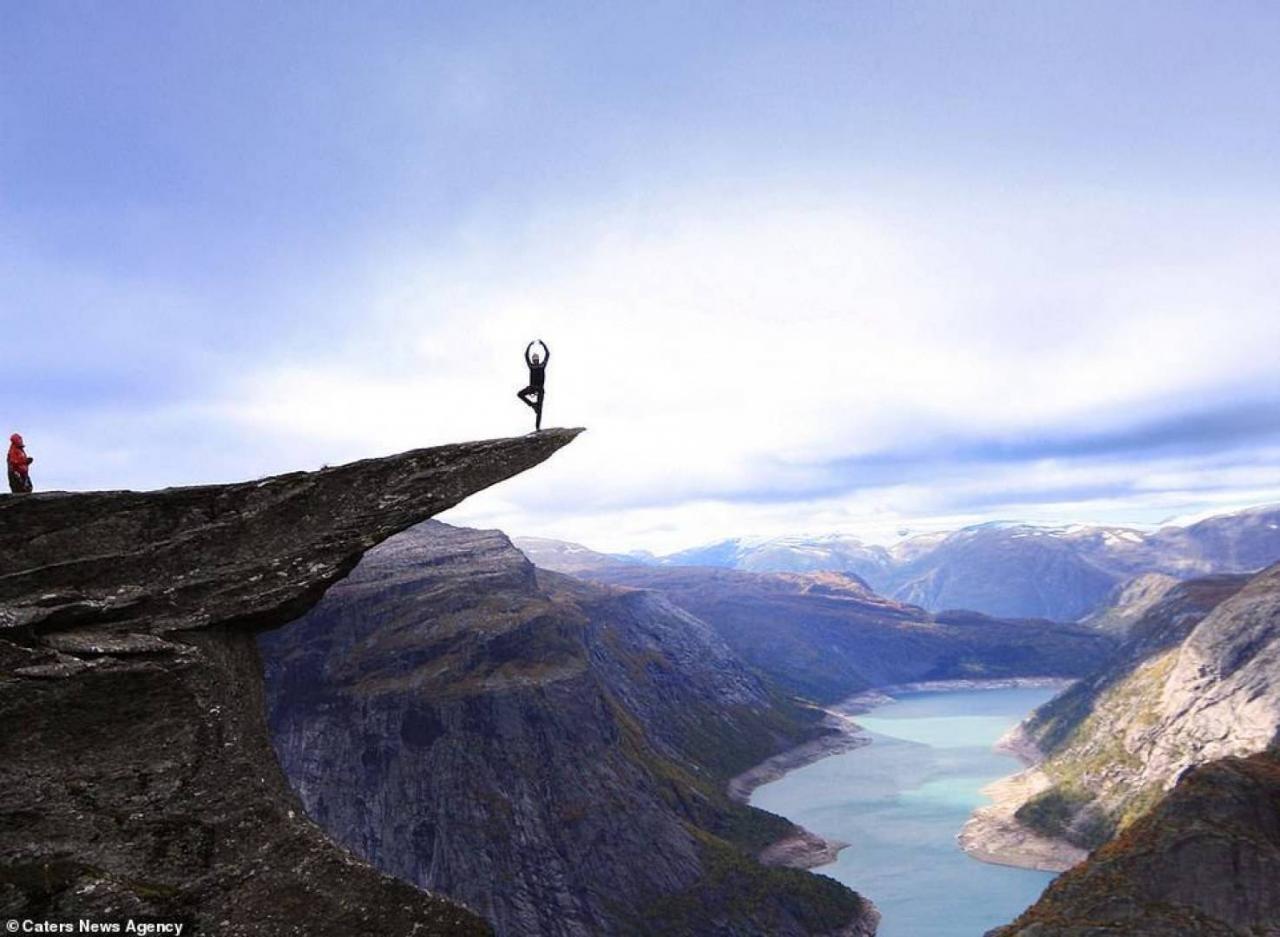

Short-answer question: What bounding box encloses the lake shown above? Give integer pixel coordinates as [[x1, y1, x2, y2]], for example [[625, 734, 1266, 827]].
[[750, 686, 1060, 937]]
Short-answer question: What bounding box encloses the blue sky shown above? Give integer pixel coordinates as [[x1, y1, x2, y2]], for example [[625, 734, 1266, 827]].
[[3, 2, 1279, 550]]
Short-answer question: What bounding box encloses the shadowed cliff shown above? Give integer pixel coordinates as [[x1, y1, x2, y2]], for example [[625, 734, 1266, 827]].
[[0, 429, 581, 935], [260, 521, 878, 937]]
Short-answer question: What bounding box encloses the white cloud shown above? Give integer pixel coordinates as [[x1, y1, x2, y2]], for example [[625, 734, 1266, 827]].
[[206, 178, 1280, 551]]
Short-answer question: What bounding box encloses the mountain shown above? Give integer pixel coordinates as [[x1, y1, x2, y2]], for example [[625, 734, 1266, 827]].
[[957, 572, 1250, 872], [1145, 503, 1280, 574], [511, 535, 645, 573], [660, 535, 894, 586], [894, 508, 1280, 620], [260, 522, 877, 937], [1004, 565, 1280, 852], [886, 524, 1124, 622], [1078, 572, 1180, 636], [549, 504, 1280, 622], [0, 429, 581, 936], [989, 750, 1280, 936], [566, 565, 1114, 703]]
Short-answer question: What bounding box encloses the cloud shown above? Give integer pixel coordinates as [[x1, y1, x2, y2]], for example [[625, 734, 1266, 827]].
[[175, 179, 1280, 550]]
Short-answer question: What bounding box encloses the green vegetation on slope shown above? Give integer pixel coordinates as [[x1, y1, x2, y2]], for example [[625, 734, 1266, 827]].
[[630, 828, 869, 937]]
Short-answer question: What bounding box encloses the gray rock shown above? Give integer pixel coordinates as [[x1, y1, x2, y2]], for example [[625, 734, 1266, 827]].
[[260, 521, 877, 937], [1079, 573, 1180, 636], [1008, 567, 1280, 849], [0, 429, 582, 936]]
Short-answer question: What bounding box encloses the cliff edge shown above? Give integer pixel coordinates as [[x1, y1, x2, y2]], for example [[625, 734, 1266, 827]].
[[0, 429, 581, 935]]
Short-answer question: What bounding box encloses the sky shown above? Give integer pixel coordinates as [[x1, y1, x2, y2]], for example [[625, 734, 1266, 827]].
[[3, 1, 1279, 553]]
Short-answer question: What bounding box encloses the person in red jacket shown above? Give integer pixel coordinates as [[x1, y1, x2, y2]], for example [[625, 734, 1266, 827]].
[[8, 433, 33, 494]]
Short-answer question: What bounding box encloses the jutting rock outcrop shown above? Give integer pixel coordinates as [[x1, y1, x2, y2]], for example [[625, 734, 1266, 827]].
[[0, 429, 581, 935]]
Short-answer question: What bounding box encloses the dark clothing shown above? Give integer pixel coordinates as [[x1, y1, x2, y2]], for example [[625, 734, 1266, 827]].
[[8, 467, 31, 494], [524, 341, 550, 388], [517, 386, 545, 431], [519, 341, 550, 430]]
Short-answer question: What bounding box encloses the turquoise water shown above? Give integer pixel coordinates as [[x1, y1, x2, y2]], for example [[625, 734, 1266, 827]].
[[751, 687, 1059, 937]]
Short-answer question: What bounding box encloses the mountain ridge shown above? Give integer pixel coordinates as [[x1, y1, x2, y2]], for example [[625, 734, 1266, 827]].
[[555, 563, 1114, 704], [519, 502, 1280, 622]]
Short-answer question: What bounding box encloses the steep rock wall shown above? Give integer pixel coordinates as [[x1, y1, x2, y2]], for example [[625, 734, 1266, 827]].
[[0, 430, 580, 935], [261, 522, 877, 937]]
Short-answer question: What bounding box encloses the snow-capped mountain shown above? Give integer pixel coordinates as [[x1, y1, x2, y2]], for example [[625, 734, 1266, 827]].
[[659, 533, 894, 585], [510, 535, 645, 573], [516, 504, 1280, 623]]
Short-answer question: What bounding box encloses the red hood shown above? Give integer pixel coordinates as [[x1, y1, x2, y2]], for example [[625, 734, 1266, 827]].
[[9, 434, 22, 448]]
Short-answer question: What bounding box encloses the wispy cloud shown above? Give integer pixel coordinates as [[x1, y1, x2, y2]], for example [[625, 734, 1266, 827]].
[[4, 4, 1280, 550]]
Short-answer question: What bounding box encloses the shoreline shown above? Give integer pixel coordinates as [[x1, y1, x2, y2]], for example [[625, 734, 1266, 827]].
[[956, 722, 1088, 873], [728, 701, 872, 805], [733, 677, 1078, 871]]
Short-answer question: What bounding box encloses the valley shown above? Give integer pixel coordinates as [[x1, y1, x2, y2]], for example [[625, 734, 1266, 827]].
[[7, 440, 1274, 937], [751, 685, 1064, 937]]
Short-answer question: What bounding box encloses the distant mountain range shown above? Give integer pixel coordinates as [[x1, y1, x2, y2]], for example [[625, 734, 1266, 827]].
[[570, 563, 1111, 703], [663, 533, 896, 583], [517, 503, 1280, 623]]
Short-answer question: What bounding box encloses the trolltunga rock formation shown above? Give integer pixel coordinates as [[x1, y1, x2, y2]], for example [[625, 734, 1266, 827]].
[[0, 429, 581, 936]]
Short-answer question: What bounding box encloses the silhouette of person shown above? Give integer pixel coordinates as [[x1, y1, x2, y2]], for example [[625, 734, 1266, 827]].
[[517, 340, 550, 431], [7, 433, 34, 494]]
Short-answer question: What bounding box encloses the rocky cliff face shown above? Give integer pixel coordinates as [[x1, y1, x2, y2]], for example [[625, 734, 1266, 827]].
[[0, 430, 581, 935], [1007, 567, 1280, 850], [260, 521, 876, 937], [990, 750, 1280, 937], [1079, 572, 1180, 636], [568, 565, 1113, 704]]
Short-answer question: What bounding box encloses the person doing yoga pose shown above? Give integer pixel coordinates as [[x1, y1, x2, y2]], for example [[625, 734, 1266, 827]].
[[516, 340, 550, 431]]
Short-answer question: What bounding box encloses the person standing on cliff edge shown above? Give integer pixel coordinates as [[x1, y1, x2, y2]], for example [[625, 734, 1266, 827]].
[[516, 339, 550, 432], [7, 433, 34, 493]]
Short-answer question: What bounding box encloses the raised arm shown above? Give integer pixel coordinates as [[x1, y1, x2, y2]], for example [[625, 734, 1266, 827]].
[[538, 340, 550, 365], [525, 341, 535, 367]]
